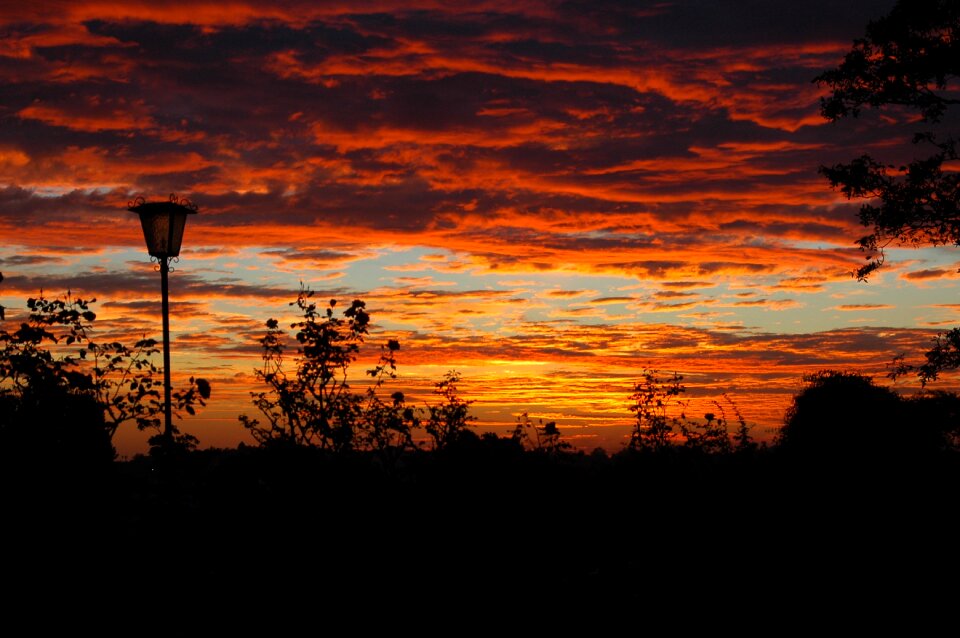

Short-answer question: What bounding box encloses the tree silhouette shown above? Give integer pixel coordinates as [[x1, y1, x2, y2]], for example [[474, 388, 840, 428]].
[[816, 0, 959, 280], [816, 0, 960, 384], [0, 287, 114, 471], [241, 288, 367, 449], [890, 328, 960, 386], [778, 370, 960, 460], [0, 283, 208, 462]]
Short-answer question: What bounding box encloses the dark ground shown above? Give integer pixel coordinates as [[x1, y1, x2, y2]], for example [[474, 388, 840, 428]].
[[4, 439, 959, 613]]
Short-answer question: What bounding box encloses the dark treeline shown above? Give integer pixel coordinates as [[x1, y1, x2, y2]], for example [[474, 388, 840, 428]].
[[4, 278, 960, 602], [6, 424, 960, 605]]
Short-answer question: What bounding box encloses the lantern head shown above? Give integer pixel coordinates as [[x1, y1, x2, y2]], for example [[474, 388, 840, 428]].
[[128, 195, 198, 258]]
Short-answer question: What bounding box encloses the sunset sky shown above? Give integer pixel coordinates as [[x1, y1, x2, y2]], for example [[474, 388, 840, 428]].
[[2, 0, 958, 456]]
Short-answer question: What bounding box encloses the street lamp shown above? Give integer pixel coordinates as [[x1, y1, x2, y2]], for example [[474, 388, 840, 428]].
[[128, 194, 198, 444]]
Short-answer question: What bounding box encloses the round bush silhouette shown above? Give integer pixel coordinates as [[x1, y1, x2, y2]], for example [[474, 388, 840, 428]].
[[777, 371, 903, 458]]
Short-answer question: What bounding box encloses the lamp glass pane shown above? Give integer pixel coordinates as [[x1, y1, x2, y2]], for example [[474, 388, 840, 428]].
[[167, 211, 188, 256], [139, 211, 189, 257], [139, 212, 171, 257]]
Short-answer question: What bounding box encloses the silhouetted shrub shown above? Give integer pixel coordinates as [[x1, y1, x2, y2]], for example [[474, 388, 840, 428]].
[[0, 282, 209, 464], [512, 412, 570, 454], [627, 370, 753, 454], [628, 369, 685, 450], [424, 370, 475, 450], [777, 371, 904, 458], [241, 287, 421, 457]]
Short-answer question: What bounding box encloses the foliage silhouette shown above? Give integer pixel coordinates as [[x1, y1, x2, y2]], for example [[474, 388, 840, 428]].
[[816, 0, 960, 385], [779, 371, 895, 452], [816, 0, 959, 280], [725, 394, 756, 453], [240, 286, 415, 454], [360, 340, 419, 465], [627, 370, 753, 454], [512, 411, 570, 455], [628, 369, 686, 451], [681, 398, 735, 455], [424, 370, 475, 451], [890, 329, 960, 386], [0, 282, 208, 462], [775, 370, 955, 459]]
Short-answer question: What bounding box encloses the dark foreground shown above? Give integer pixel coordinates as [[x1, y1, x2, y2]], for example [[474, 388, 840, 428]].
[[5, 439, 959, 610]]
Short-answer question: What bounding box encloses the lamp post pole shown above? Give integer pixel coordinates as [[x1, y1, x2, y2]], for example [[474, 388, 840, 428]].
[[160, 256, 173, 442], [128, 194, 198, 446]]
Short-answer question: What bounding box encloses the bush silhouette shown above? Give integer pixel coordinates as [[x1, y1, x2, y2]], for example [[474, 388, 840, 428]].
[[0, 279, 209, 463], [425, 371, 475, 451], [240, 287, 416, 454], [628, 369, 685, 451], [778, 371, 905, 458]]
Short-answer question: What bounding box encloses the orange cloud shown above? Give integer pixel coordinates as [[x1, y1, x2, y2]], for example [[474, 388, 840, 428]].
[[902, 267, 960, 281], [832, 304, 894, 311], [18, 102, 155, 132]]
